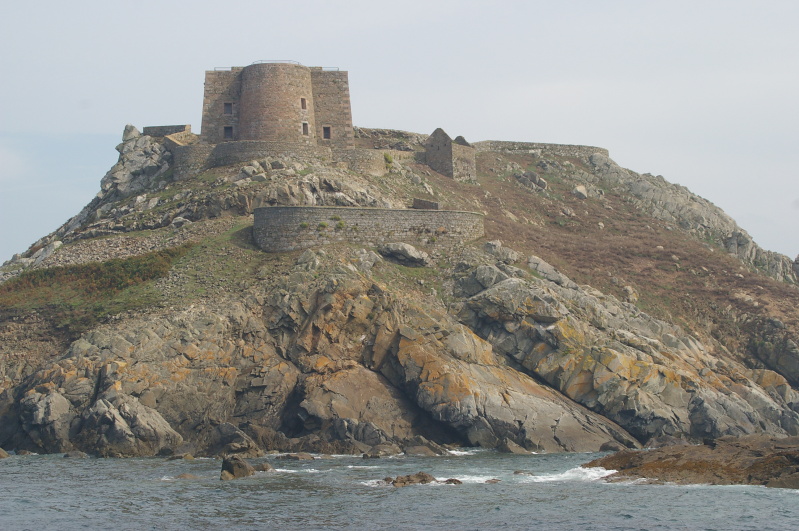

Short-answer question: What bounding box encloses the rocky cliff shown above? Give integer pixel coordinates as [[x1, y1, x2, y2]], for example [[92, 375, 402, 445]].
[[1, 126, 798, 457]]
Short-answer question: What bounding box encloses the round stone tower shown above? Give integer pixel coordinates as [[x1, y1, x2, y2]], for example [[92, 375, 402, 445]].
[[238, 63, 315, 143]]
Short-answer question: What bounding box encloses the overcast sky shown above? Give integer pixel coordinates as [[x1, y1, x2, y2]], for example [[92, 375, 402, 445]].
[[2, 0, 798, 263]]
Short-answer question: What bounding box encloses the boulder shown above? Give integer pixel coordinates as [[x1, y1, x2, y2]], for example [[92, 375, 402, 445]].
[[0, 447, 8, 458], [277, 452, 315, 461], [253, 461, 275, 472], [497, 438, 531, 454], [220, 455, 255, 480], [572, 185, 588, 199], [379, 243, 431, 267]]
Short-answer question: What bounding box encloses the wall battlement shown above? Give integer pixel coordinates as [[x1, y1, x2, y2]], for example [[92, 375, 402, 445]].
[[253, 206, 484, 252]]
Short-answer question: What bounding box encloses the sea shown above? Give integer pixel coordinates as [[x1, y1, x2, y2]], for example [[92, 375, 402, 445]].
[[1, 449, 797, 530]]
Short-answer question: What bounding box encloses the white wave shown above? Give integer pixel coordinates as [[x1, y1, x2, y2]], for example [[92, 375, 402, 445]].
[[450, 475, 499, 484], [160, 475, 175, 481], [447, 449, 480, 456], [347, 465, 379, 469], [523, 466, 616, 483], [273, 468, 299, 473]]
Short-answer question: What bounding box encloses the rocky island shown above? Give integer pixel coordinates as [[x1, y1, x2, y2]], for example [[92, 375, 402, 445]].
[[1, 62, 798, 474]]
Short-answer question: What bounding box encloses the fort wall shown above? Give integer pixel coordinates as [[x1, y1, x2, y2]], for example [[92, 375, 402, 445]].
[[201, 68, 243, 144], [311, 69, 355, 149], [473, 140, 609, 159], [253, 206, 484, 252]]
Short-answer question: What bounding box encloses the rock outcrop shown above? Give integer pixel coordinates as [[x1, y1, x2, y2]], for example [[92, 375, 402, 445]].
[[584, 435, 799, 488]]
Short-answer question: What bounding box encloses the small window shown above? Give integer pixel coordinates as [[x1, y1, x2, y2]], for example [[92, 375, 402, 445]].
[[223, 126, 233, 139], [323, 126, 331, 139], [223, 102, 233, 115], [302, 122, 309, 136], [300, 98, 307, 110]]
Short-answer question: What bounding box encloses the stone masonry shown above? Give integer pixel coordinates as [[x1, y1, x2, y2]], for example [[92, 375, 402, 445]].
[[253, 206, 484, 252]]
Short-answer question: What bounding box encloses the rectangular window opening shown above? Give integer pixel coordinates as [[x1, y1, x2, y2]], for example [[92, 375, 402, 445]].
[[323, 126, 331, 139], [300, 98, 307, 110], [302, 122, 309, 136], [223, 126, 233, 140], [223, 102, 233, 115]]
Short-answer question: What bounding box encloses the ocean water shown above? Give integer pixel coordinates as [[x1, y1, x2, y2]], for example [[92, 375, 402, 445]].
[[2, 450, 797, 530]]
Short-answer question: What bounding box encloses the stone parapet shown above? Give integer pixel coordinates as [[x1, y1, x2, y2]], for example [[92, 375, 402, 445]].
[[142, 125, 192, 137], [253, 206, 484, 252]]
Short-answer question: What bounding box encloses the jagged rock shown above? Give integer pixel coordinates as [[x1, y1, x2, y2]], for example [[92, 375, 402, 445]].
[[379, 243, 430, 267], [19, 388, 76, 453], [204, 423, 263, 458], [100, 126, 171, 199], [0, 447, 8, 458], [75, 392, 183, 457], [122, 124, 140, 142], [484, 240, 521, 263], [391, 471, 436, 487], [572, 185, 588, 199], [31, 241, 62, 266], [220, 454, 255, 480], [527, 255, 578, 288]]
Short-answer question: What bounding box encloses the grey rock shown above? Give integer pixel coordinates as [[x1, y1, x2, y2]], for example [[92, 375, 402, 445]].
[[379, 242, 431, 267]]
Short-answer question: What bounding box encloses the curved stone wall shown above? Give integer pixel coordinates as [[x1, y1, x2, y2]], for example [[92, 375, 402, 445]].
[[253, 206, 484, 252], [239, 63, 315, 143]]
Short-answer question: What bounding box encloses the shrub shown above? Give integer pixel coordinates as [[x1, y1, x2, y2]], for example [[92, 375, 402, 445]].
[[317, 222, 328, 230], [299, 222, 309, 229], [335, 220, 345, 230], [384, 153, 394, 165]]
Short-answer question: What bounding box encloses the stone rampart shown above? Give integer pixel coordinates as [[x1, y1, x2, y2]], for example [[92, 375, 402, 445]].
[[209, 141, 332, 167], [334, 148, 421, 176], [473, 140, 609, 159], [253, 206, 484, 252], [172, 143, 215, 181]]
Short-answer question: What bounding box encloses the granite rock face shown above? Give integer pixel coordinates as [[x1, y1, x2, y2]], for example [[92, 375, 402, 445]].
[[455, 257, 799, 444]]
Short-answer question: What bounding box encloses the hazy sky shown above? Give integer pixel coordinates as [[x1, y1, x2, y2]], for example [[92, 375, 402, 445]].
[[2, 0, 798, 263]]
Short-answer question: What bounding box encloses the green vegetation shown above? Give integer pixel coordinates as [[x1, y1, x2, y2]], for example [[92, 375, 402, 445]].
[[383, 152, 394, 165], [299, 222, 309, 229], [335, 220, 346, 230], [0, 243, 194, 338], [317, 222, 328, 230]]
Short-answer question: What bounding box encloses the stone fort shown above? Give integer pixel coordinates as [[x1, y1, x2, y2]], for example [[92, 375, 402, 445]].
[[143, 61, 606, 253]]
